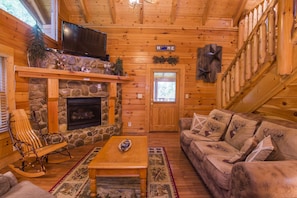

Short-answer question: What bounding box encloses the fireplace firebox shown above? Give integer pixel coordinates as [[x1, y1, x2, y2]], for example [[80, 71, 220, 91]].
[[67, 97, 101, 130]]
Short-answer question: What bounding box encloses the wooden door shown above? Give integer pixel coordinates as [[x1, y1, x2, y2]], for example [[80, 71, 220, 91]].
[[149, 69, 180, 132]]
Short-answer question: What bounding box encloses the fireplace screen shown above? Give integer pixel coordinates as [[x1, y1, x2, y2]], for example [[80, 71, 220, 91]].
[[67, 97, 101, 130]]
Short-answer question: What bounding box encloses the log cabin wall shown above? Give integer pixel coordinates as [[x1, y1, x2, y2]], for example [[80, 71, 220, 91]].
[[0, 6, 238, 135], [0, 10, 58, 110], [100, 27, 238, 133]]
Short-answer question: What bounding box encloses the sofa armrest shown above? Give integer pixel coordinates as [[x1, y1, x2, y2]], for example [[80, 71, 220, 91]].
[[179, 118, 192, 131], [230, 161, 297, 198]]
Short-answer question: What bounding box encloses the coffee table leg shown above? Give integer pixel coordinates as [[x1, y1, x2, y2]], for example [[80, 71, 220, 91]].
[[140, 169, 147, 198], [89, 171, 96, 198]]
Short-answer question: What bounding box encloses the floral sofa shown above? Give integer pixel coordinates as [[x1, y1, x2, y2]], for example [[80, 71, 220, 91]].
[[180, 109, 297, 198]]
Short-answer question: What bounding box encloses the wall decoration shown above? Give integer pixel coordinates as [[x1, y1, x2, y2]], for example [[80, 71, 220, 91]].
[[153, 55, 179, 65], [196, 44, 222, 83], [156, 45, 175, 51]]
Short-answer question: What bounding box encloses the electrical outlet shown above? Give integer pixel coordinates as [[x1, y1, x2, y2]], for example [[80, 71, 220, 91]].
[[128, 122, 132, 127]]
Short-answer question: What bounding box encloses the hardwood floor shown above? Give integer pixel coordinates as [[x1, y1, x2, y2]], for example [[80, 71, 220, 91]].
[[0, 132, 212, 198]]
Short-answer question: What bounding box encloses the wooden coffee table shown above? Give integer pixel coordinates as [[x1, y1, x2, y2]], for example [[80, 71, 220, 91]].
[[88, 136, 148, 197]]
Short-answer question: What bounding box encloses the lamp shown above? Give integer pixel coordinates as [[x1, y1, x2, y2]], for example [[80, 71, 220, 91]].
[[129, 0, 157, 7]]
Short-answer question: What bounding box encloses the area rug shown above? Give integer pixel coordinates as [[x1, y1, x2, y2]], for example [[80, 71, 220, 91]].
[[49, 147, 179, 198]]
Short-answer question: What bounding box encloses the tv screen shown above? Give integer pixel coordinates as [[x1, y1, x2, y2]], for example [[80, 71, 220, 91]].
[[62, 21, 107, 60]]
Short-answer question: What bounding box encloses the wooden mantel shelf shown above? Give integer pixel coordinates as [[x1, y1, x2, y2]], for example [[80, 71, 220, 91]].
[[14, 66, 133, 83]]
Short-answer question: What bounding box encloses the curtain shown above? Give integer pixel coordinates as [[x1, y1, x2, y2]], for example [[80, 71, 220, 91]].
[[0, 57, 8, 132]]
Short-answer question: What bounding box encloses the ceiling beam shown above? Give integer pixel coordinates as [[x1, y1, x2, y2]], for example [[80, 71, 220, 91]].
[[79, 0, 90, 23], [202, 0, 213, 25], [139, 0, 144, 24], [170, 0, 178, 24], [108, 0, 116, 24], [233, 0, 249, 26]]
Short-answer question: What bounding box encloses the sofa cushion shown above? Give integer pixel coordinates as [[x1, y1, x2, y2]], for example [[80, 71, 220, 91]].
[[226, 137, 258, 163], [0, 175, 10, 196], [181, 130, 215, 148], [224, 114, 259, 150], [204, 155, 233, 190], [190, 113, 207, 132], [2, 181, 55, 198], [245, 135, 274, 162], [198, 118, 227, 141], [209, 109, 233, 125], [3, 172, 18, 187], [190, 140, 238, 161], [254, 120, 297, 160]]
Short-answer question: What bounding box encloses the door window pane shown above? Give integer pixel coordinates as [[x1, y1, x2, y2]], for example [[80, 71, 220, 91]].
[[153, 72, 176, 102]]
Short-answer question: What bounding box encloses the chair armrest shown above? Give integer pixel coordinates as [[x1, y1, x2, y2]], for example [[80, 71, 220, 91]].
[[179, 118, 193, 131], [230, 161, 297, 198]]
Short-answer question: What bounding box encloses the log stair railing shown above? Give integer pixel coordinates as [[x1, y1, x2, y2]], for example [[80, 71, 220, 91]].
[[217, 0, 279, 110]]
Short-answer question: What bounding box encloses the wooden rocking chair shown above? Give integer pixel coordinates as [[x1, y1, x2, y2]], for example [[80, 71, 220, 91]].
[[8, 109, 72, 177]]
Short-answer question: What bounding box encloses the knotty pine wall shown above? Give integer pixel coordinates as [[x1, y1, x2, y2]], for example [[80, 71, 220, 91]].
[[95, 27, 238, 133], [1, 8, 238, 135], [0, 10, 58, 111]]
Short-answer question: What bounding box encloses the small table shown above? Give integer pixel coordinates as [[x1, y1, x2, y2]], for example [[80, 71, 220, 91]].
[[88, 136, 148, 198]]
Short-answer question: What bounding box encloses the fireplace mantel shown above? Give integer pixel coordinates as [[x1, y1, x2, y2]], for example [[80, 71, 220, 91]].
[[15, 66, 133, 133], [14, 66, 133, 83]]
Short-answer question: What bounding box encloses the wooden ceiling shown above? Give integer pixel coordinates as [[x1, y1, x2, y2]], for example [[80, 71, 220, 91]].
[[23, 0, 263, 29], [62, 0, 262, 28]]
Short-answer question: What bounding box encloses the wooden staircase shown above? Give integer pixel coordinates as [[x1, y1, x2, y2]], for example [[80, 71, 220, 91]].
[[217, 0, 297, 122]]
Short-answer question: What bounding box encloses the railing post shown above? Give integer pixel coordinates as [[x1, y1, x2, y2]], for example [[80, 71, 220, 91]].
[[216, 73, 222, 109], [277, 0, 294, 75]]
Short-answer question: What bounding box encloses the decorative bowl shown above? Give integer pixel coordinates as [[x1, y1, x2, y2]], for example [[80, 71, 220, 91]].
[[118, 139, 132, 152]]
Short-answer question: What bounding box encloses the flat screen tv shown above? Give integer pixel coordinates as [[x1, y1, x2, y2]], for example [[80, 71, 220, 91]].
[[62, 21, 107, 60]]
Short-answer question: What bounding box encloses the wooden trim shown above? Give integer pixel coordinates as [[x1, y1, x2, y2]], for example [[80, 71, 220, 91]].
[[47, 79, 59, 133], [14, 66, 133, 83], [0, 44, 15, 112]]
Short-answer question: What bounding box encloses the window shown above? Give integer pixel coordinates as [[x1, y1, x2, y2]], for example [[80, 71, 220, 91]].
[[0, 57, 8, 133], [153, 72, 177, 102], [0, 0, 58, 40]]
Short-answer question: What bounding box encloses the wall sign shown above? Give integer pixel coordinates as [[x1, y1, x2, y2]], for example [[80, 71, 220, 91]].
[[156, 45, 175, 51]]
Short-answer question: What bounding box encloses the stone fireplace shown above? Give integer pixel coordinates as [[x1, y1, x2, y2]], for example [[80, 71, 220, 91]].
[[25, 51, 129, 148]]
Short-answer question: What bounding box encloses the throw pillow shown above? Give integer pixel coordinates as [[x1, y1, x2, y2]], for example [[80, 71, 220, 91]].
[[245, 135, 274, 162], [0, 175, 10, 196], [208, 109, 233, 125], [198, 118, 227, 141], [190, 113, 208, 133], [224, 114, 259, 150], [226, 136, 258, 163]]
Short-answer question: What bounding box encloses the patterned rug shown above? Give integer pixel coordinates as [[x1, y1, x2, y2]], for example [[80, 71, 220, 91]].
[[49, 147, 179, 198]]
